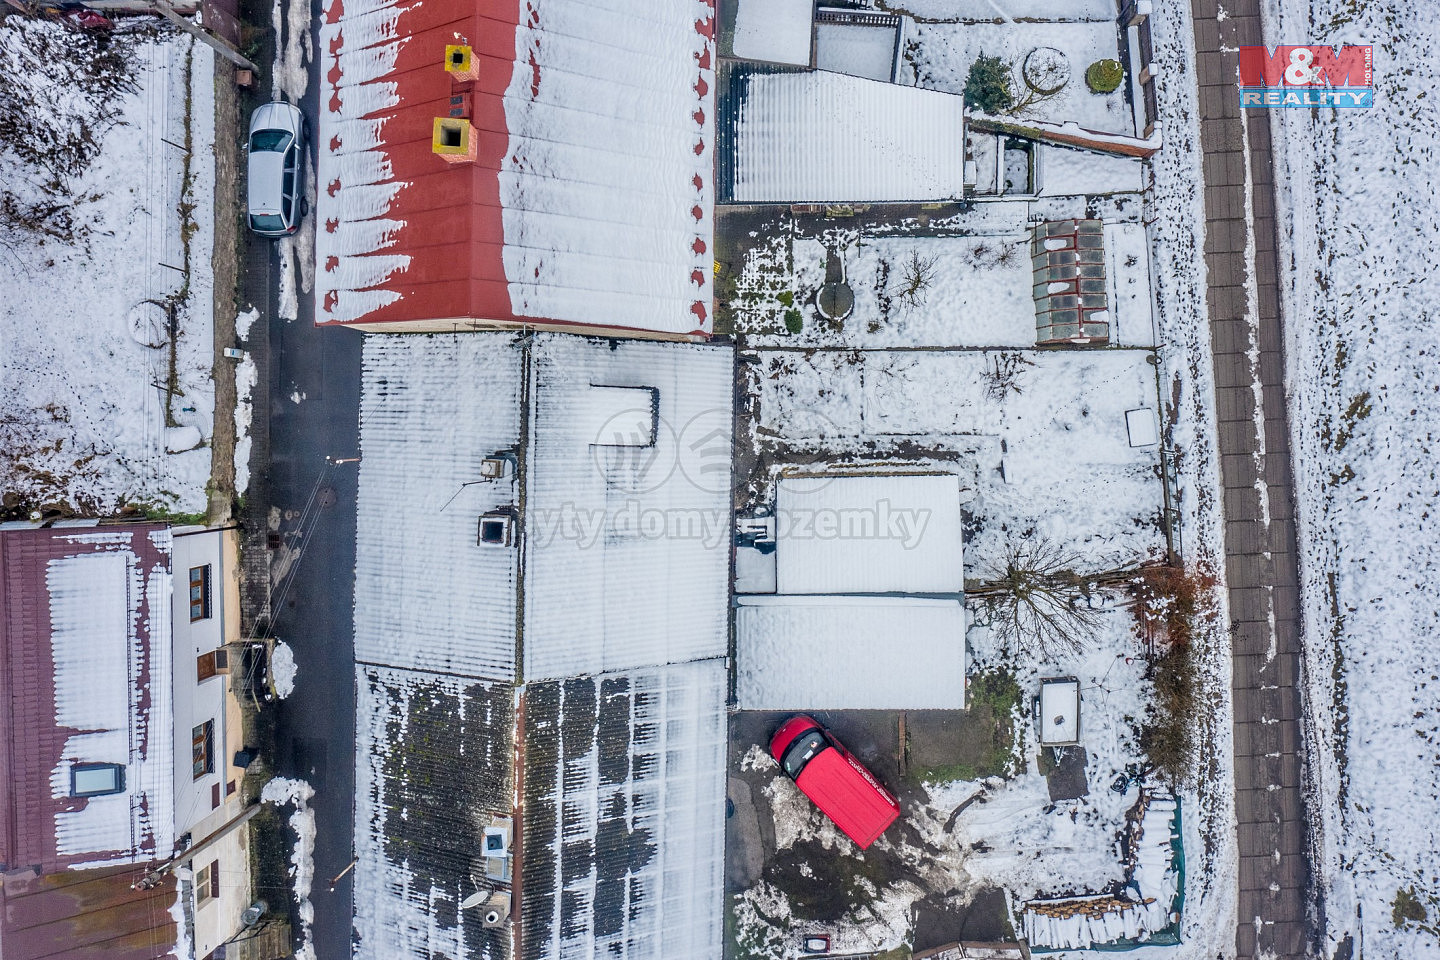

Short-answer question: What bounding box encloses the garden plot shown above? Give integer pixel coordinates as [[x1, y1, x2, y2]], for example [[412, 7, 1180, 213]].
[[905, 20, 1132, 134], [731, 214, 1154, 350], [0, 24, 216, 516], [737, 232, 1036, 348], [744, 348, 1167, 572]]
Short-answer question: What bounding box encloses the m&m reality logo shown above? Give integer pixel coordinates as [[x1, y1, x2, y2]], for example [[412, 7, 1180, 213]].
[[1238, 45, 1373, 108]]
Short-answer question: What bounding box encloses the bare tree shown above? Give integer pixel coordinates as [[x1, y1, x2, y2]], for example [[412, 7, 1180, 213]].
[[971, 540, 1122, 660], [893, 250, 939, 310]]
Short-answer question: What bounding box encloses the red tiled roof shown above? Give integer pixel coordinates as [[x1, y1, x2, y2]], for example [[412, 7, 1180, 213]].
[[315, 0, 716, 336]]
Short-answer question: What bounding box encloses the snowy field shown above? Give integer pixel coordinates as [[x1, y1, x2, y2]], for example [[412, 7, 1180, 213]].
[[1265, 1, 1440, 953], [0, 24, 216, 516]]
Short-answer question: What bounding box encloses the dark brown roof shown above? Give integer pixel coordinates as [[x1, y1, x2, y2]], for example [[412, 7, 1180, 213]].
[[0, 864, 179, 960]]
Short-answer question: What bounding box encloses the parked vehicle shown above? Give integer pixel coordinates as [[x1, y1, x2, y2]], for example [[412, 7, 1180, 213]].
[[246, 101, 307, 237], [769, 715, 900, 849]]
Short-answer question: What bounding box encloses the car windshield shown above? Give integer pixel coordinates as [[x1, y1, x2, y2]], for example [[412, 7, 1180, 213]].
[[250, 213, 285, 232], [250, 129, 292, 152], [781, 729, 828, 779]]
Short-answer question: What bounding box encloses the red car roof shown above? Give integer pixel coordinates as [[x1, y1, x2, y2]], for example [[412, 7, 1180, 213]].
[[769, 716, 900, 849], [795, 748, 900, 849]]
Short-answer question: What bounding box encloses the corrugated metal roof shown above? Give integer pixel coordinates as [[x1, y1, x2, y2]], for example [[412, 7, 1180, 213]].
[[519, 660, 726, 960], [721, 66, 967, 203], [774, 474, 965, 594], [352, 665, 515, 960], [522, 336, 732, 680], [0, 864, 179, 960], [316, 0, 716, 335], [354, 334, 524, 679], [735, 595, 967, 710], [0, 525, 174, 875]]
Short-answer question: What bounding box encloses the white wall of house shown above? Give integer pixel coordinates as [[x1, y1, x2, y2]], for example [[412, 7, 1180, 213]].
[[189, 825, 252, 959], [171, 528, 234, 841], [171, 526, 252, 954]]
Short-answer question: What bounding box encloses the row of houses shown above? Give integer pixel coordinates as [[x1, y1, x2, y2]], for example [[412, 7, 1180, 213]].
[[314, 0, 1154, 337]]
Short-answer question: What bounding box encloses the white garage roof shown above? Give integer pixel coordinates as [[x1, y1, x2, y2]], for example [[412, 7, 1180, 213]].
[[776, 474, 964, 594], [728, 71, 967, 203], [735, 595, 966, 710], [732, 0, 814, 66]]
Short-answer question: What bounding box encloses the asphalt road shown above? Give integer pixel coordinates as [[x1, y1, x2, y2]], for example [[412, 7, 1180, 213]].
[[237, 3, 363, 951]]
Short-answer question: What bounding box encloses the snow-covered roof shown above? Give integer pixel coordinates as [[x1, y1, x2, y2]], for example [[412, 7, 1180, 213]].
[[1037, 678, 1081, 745], [732, 0, 813, 66], [522, 336, 732, 680], [775, 474, 964, 594], [355, 334, 523, 679], [317, 0, 715, 335], [735, 595, 966, 709], [519, 658, 726, 959], [352, 665, 515, 960], [0, 525, 175, 873], [723, 68, 967, 203], [814, 12, 901, 82]]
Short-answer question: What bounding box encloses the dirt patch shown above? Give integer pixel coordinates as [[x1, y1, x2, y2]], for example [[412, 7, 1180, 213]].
[[905, 672, 1022, 785], [206, 57, 242, 524]]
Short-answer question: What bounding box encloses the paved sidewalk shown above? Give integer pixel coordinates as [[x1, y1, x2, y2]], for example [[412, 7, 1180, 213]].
[[1188, 2, 1316, 957]]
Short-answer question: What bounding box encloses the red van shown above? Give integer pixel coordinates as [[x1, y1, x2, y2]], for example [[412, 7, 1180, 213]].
[[769, 715, 900, 849]]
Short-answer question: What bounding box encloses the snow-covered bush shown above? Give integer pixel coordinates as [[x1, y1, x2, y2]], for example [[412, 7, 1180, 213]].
[[1023, 46, 1071, 96], [1085, 58, 1124, 94]]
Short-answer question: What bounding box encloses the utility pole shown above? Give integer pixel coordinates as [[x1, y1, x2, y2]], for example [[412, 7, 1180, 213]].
[[147, 0, 259, 73], [133, 801, 264, 890]]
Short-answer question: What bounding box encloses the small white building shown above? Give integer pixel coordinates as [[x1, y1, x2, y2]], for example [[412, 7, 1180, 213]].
[[722, 69, 968, 203], [1036, 677, 1082, 746]]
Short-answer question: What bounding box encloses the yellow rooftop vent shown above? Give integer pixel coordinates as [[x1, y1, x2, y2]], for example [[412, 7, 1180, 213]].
[[444, 44, 479, 83], [432, 117, 477, 164]]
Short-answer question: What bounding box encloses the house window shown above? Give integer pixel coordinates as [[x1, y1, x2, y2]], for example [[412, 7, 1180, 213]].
[[192, 721, 214, 780], [196, 648, 229, 682], [196, 859, 220, 907], [70, 762, 125, 798], [189, 565, 212, 622]]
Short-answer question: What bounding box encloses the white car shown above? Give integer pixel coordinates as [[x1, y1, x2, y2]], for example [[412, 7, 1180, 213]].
[[246, 101, 307, 237]]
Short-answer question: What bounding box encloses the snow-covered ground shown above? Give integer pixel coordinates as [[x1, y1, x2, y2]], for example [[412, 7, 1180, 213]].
[[903, 17, 1133, 134], [726, 0, 1242, 951], [0, 24, 216, 515], [1264, 1, 1440, 953], [745, 347, 1166, 574]]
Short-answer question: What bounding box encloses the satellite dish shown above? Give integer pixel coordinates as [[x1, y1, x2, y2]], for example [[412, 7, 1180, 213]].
[[459, 889, 489, 911]]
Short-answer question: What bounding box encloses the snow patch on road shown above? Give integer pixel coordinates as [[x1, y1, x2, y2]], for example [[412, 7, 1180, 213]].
[[270, 640, 297, 698], [262, 776, 317, 960]]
